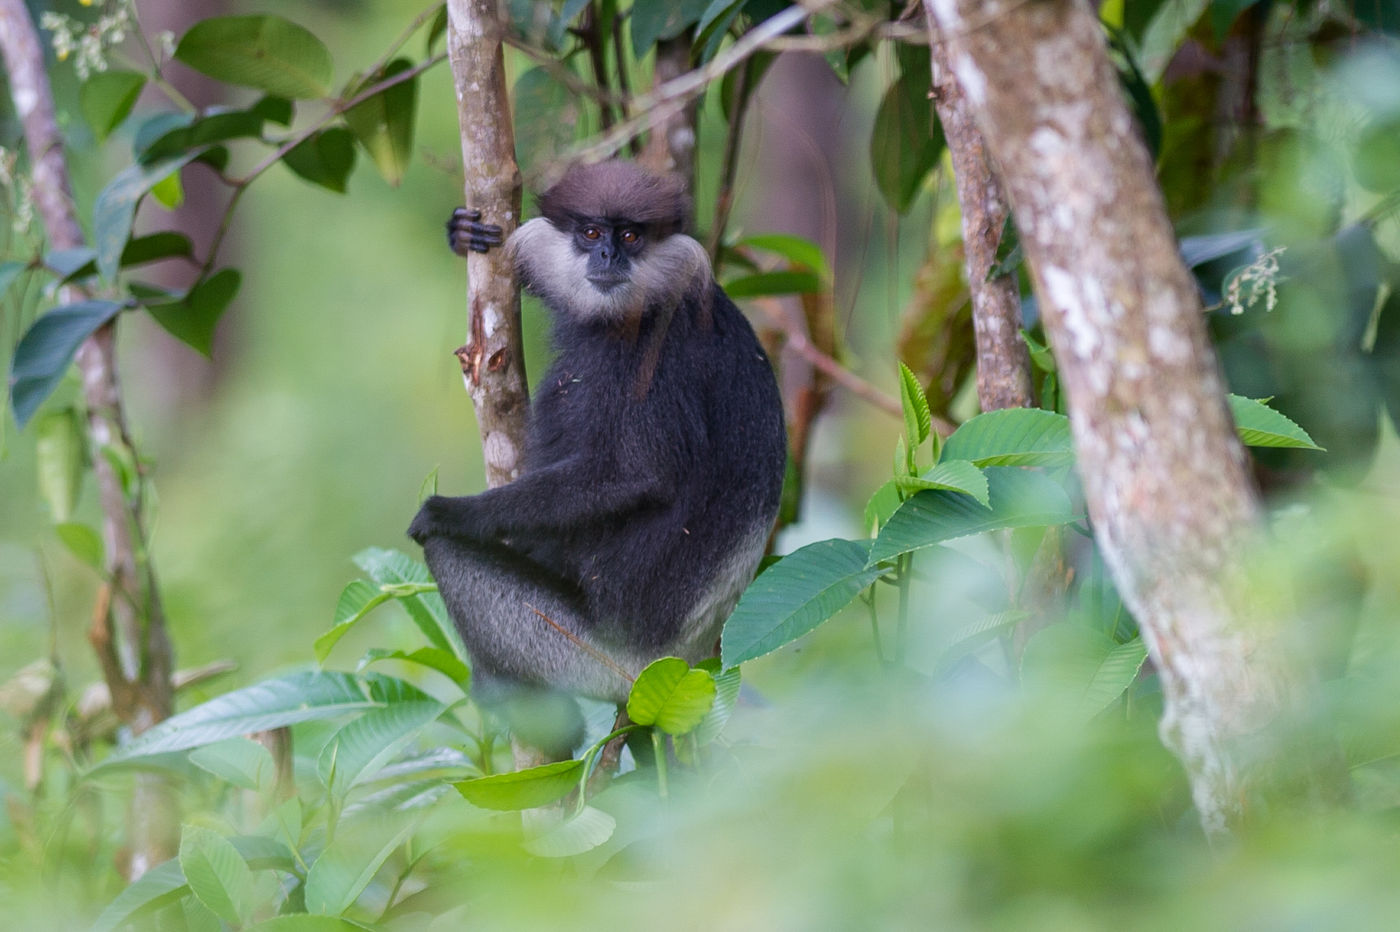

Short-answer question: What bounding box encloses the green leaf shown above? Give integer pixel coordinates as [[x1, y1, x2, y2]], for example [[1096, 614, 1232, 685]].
[[723, 270, 822, 298], [282, 127, 357, 193], [938, 610, 1031, 665], [148, 171, 185, 209], [252, 96, 295, 126], [721, 538, 886, 667], [189, 737, 277, 792], [10, 300, 124, 429], [361, 647, 471, 687], [626, 658, 717, 735], [179, 825, 253, 926], [122, 231, 196, 267], [455, 759, 584, 811], [693, 660, 741, 745], [316, 580, 391, 662], [55, 522, 103, 569], [870, 67, 944, 213], [353, 548, 465, 659], [696, 0, 745, 62], [93, 151, 206, 280], [246, 916, 370, 931], [895, 459, 990, 508], [522, 805, 617, 858], [1227, 394, 1323, 450], [95, 672, 379, 768], [1021, 626, 1149, 719], [175, 15, 332, 99], [0, 260, 25, 298], [145, 268, 240, 357], [898, 361, 932, 449], [35, 408, 85, 522], [89, 859, 189, 932], [868, 468, 1077, 566], [80, 70, 146, 140], [863, 478, 902, 535], [631, 0, 710, 57], [988, 215, 1023, 280], [942, 408, 1075, 467], [317, 697, 444, 797], [304, 813, 416, 915], [141, 107, 268, 163], [343, 59, 417, 186], [737, 233, 831, 280]]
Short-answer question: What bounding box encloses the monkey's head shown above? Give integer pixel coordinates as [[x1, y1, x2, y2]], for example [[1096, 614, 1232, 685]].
[[509, 161, 712, 324]]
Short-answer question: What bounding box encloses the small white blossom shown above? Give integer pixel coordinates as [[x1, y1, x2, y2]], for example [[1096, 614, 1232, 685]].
[[1225, 246, 1285, 316], [41, 0, 133, 80]]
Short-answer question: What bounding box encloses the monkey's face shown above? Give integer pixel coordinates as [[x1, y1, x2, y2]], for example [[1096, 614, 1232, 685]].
[[509, 216, 711, 324]]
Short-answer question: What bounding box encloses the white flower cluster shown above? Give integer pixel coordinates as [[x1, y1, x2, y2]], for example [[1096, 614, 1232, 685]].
[[0, 146, 34, 236], [39, 0, 133, 81], [1225, 246, 1285, 316]]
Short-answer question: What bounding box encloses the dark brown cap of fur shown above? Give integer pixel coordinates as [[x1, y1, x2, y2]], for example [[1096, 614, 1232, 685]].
[[537, 160, 690, 235]]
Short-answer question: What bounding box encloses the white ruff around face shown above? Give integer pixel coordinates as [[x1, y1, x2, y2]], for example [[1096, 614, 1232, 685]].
[[509, 218, 711, 323]]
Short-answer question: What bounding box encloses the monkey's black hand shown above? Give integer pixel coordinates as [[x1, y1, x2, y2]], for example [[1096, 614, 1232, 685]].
[[447, 208, 505, 256], [409, 494, 495, 545], [408, 495, 451, 545]]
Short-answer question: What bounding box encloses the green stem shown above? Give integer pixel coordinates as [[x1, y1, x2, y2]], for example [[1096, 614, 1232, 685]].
[[895, 553, 912, 664], [651, 729, 669, 799]]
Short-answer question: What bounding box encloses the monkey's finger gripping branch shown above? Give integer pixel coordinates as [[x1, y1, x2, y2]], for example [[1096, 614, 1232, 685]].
[[447, 206, 506, 256]]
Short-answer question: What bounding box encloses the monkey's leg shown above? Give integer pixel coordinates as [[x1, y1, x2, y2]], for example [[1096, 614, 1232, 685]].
[[421, 537, 637, 708], [446, 207, 504, 256]]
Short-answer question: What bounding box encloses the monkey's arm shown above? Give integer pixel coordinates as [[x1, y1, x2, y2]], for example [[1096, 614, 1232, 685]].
[[408, 461, 675, 544], [446, 207, 505, 255]]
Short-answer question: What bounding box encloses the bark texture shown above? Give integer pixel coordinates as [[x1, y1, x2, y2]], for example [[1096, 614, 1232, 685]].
[[446, 0, 530, 488], [923, 10, 1033, 412], [926, 0, 1341, 834], [0, 0, 176, 875]]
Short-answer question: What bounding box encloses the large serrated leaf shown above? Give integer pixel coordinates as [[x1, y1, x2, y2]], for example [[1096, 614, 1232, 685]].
[[179, 825, 252, 925], [343, 58, 416, 187], [693, 660, 741, 745], [455, 759, 584, 811], [721, 538, 886, 667], [189, 737, 277, 792], [89, 859, 189, 932], [1227, 394, 1323, 450], [522, 805, 617, 858], [942, 408, 1075, 467], [899, 361, 932, 449], [895, 459, 989, 507], [869, 468, 1077, 566], [626, 658, 716, 736], [354, 547, 464, 658], [1021, 626, 1149, 719], [95, 672, 378, 768], [317, 698, 444, 797], [175, 15, 332, 99], [10, 300, 124, 429], [303, 813, 416, 916]]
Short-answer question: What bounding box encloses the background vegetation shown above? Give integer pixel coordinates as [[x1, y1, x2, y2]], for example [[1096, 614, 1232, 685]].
[[2, 0, 1399, 928]]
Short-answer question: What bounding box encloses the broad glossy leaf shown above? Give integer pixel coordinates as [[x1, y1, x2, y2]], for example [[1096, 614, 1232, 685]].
[[89, 859, 188, 932], [35, 408, 85, 522], [282, 127, 357, 193], [631, 0, 710, 57], [870, 68, 944, 213], [304, 813, 415, 915], [721, 538, 885, 667], [175, 16, 332, 99], [10, 300, 124, 429], [141, 107, 267, 163], [723, 270, 821, 297], [80, 70, 146, 140], [344, 59, 417, 186], [189, 737, 277, 792], [317, 698, 444, 797], [93, 151, 205, 280], [626, 658, 716, 735], [895, 459, 990, 507], [869, 468, 1076, 566], [455, 759, 584, 811], [693, 660, 740, 745], [942, 408, 1074, 467], [737, 233, 831, 280], [145, 268, 240, 356], [354, 548, 464, 658], [180, 825, 252, 925], [1227, 394, 1323, 450], [96, 672, 378, 767]]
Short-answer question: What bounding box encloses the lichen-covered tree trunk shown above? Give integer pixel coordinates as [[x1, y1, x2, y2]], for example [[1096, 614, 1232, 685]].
[[0, 0, 176, 876], [445, 0, 529, 488], [925, 0, 1346, 834]]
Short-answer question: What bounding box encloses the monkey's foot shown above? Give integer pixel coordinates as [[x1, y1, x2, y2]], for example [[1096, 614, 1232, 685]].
[[447, 207, 505, 256]]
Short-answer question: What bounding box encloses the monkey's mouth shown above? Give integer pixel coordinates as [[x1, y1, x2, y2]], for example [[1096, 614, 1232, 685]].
[[586, 274, 628, 293]]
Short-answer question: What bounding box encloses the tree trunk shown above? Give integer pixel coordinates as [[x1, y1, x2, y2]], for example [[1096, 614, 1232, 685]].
[[0, 0, 177, 876], [925, 0, 1347, 835], [445, 0, 530, 489], [922, 12, 1032, 412]]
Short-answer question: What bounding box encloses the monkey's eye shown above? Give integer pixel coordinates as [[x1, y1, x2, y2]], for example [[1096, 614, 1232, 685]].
[[581, 225, 603, 241], [619, 228, 640, 246]]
